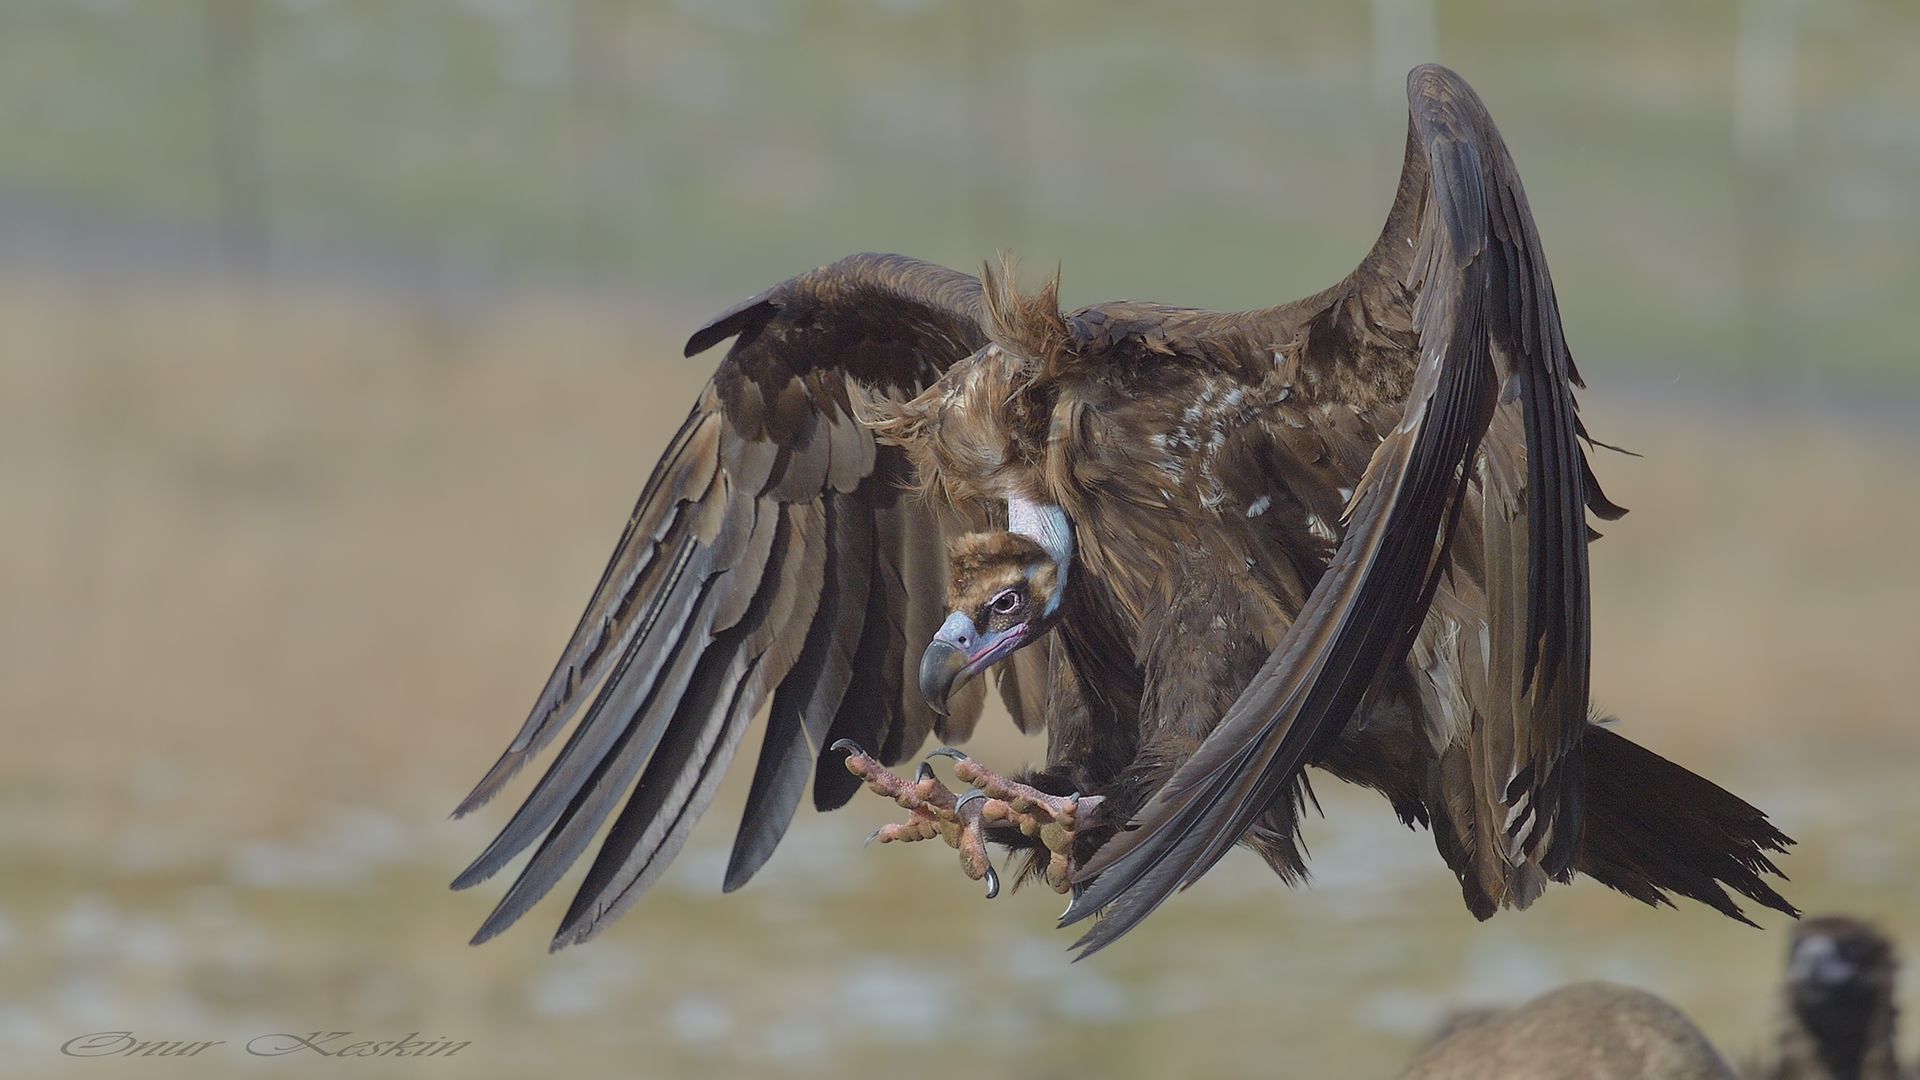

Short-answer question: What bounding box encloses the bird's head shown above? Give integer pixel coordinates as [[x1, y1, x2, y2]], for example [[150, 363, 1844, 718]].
[[919, 520, 1070, 716], [1786, 916, 1894, 1020]]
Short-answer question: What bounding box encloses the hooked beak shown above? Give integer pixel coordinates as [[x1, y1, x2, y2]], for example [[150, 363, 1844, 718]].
[[919, 610, 1026, 715]]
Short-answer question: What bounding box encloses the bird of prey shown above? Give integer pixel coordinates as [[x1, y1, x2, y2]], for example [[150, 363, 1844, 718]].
[[450, 65, 1794, 957], [1759, 916, 1902, 1080]]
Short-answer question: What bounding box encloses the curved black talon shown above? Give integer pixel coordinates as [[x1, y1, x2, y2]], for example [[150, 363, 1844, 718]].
[[914, 762, 936, 783], [831, 738, 866, 756], [864, 827, 884, 848], [928, 747, 968, 762], [954, 787, 988, 810], [983, 865, 1001, 900]]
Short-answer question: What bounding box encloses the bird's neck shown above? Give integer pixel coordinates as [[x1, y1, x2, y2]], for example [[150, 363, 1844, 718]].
[[1788, 988, 1899, 1080], [1008, 495, 1072, 615]]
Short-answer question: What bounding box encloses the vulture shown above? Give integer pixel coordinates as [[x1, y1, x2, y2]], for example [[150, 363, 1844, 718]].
[[1403, 982, 1738, 1080], [451, 65, 1795, 958], [1752, 917, 1904, 1080]]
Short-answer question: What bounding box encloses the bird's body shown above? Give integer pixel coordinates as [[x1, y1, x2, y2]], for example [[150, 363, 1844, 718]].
[[1404, 982, 1738, 1080], [877, 280, 1435, 892], [452, 65, 1793, 956]]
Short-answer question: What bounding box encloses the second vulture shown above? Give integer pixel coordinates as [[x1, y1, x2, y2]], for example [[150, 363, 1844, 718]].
[[450, 64, 1795, 958]]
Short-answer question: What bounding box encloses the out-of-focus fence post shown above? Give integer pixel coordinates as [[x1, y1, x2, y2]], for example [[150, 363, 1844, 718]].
[[1372, 0, 1437, 193], [569, 0, 623, 281], [964, 0, 1030, 259], [1735, 0, 1798, 388], [204, 0, 270, 281]]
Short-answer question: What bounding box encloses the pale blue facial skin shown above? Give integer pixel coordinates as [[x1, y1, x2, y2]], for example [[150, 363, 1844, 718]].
[[919, 610, 1027, 715], [935, 609, 1029, 672]]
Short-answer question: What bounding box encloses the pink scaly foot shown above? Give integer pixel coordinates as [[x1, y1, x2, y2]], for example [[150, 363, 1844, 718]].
[[834, 739, 1001, 898], [928, 747, 1104, 894]]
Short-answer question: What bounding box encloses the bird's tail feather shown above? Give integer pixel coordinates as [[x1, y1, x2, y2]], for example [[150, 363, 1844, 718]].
[[1574, 723, 1797, 925]]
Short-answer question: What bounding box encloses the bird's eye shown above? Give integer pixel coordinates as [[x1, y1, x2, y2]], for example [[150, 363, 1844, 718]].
[[990, 590, 1024, 616]]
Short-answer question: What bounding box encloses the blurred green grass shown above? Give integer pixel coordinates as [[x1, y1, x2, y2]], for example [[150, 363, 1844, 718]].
[[0, 0, 1915, 379]]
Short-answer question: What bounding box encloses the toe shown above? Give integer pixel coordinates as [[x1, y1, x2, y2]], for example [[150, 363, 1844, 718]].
[[952, 789, 999, 893]]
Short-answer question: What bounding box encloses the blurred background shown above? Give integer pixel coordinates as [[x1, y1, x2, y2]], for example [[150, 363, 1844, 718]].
[[0, 0, 1916, 1076]]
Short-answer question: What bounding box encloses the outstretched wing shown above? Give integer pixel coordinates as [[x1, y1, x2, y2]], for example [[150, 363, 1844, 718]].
[[451, 253, 995, 949], [1065, 65, 1624, 955]]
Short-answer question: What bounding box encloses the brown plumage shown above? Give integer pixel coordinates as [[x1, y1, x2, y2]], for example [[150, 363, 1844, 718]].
[[945, 531, 1057, 618], [1404, 982, 1738, 1080], [450, 65, 1793, 956]]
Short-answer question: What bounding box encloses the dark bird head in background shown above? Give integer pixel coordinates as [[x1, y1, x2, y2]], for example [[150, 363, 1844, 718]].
[[920, 526, 1068, 715], [1782, 915, 1899, 1080]]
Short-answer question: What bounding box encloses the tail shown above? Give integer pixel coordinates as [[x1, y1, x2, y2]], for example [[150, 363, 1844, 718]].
[[1575, 724, 1797, 924]]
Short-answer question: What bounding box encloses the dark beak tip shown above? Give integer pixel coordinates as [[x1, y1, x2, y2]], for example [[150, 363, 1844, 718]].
[[918, 640, 968, 715]]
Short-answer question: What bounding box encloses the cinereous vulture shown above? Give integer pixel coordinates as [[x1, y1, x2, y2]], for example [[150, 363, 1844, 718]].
[[451, 65, 1794, 958]]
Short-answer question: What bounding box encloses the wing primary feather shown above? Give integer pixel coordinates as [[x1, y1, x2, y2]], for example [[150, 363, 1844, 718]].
[[809, 490, 886, 812], [462, 609, 715, 943], [451, 535, 710, 890], [452, 473, 769, 889], [724, 496, 865, 891], [557, 655, 767, 946], [603, 506, 825, 916], [554, 503, 820, 946], [866, 493, 917, 765], [812, 449, 932, 807], [458, 494, 779, 936], [887, 495, 946, 758], [455, 408, 723, 816]]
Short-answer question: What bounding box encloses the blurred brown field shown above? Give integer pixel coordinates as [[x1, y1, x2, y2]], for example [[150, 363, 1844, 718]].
[[1, 274, 1918, 1078]]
